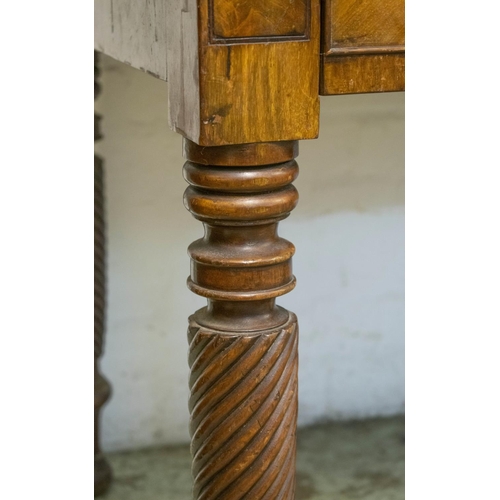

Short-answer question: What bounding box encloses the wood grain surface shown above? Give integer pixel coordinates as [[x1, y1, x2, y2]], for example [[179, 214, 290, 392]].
[[188, 315, 298, 500], [211, 0, 309, 40], [320, 0, 405, 94], [183, 140, 300, 498], [168, 0, 320, 146]]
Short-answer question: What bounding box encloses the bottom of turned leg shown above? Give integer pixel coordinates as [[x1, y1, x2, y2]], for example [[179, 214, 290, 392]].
[[94, 453, 112, 497]]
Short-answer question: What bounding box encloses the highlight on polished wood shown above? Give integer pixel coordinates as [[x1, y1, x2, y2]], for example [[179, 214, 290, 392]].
[[183, 139, 300, 499]]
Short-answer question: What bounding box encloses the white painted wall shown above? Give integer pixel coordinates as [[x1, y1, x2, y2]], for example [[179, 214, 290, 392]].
[[95, 55, 405, 452]]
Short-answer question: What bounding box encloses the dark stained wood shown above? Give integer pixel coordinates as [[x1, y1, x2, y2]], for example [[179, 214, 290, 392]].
[[188, 315, 298, 499], [183, 139, 300, 499], [183, 140, 298, 167], [94, 51, 112, 497], [320, 0, 405, 95]]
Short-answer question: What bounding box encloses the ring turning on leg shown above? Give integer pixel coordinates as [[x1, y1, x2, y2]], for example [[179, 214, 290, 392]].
[[183, 139, 300, 500]]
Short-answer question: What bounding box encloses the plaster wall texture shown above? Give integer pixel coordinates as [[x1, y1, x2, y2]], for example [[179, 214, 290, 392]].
[[95, 55, 405, 451]]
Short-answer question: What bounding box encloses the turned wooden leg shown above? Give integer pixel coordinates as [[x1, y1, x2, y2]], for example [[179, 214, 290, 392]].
[[183, 139, 300, 500], [94, 51, 112, 497]]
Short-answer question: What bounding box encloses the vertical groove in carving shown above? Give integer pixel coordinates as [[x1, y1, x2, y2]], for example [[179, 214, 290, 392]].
[[188, 315, 298, 500]]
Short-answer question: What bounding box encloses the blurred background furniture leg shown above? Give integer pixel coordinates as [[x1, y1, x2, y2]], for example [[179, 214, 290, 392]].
[[94, 50, 112, 497]]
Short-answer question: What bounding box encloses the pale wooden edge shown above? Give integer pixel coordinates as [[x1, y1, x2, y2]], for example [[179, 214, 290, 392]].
[[94, 0, 169, 81], [166, 0, 200, 142]]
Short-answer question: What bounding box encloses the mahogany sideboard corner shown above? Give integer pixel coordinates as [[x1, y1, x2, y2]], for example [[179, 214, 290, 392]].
[[94, 0, 404, 497]]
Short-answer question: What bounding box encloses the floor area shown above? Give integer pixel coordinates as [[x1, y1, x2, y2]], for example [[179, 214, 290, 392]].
[[101, 416, 404, 500]]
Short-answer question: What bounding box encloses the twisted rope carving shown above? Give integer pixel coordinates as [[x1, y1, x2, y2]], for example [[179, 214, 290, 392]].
[[94, 51, 105, 359], [188, 314, 298, 500], [94, 49, 110, 405], [94, 50, 108, 362], [94, 158, 106, 359]]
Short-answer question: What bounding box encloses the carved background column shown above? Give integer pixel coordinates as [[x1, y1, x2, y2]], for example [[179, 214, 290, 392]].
[[94, 51, 112, 497], [183, 139, 300, 500]]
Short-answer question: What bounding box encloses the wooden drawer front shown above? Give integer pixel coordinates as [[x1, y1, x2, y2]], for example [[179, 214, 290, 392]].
[[320, 0, 405, 95], [210, 0, 310, 41]]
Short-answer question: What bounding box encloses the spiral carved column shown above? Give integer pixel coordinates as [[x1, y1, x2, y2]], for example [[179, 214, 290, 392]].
[[94, 51, 112, 497], [183, 139, 300, 500]]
